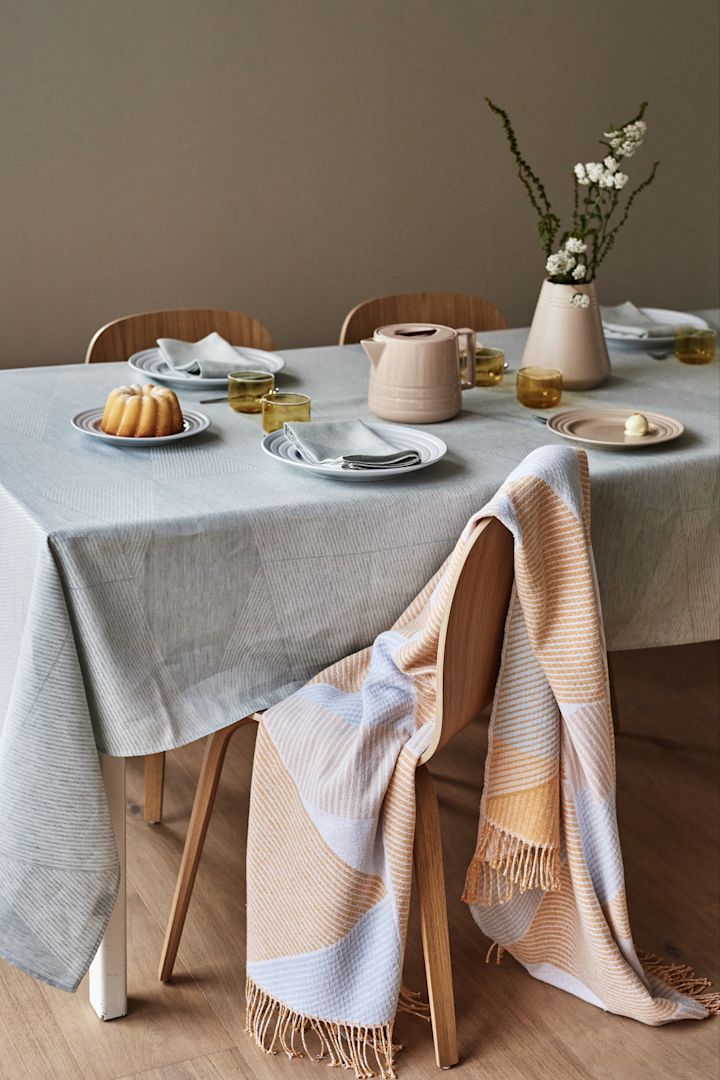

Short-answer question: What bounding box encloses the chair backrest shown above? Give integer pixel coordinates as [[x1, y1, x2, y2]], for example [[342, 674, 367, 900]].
[[420, 517, 514, 765], [85, 308, 273, 363], [339, 292, 507, 345]]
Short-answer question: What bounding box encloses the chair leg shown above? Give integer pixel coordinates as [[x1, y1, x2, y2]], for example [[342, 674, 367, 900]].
[[158, 716, 255, 981], [144, 752, 166, 823], [414, 764, 459, 1069]]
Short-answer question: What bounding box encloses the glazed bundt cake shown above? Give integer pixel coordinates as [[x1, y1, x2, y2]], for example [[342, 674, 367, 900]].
[[101, 384, 184, 438]]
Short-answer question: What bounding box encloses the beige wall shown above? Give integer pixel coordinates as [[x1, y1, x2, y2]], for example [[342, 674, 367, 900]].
[[1, 0, 718, 368]]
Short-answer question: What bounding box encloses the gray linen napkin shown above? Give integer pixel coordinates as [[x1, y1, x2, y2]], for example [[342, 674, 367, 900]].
[[157, 332, 268, 378], [283, 420, 421, 470], [601, 302, 677, 338]]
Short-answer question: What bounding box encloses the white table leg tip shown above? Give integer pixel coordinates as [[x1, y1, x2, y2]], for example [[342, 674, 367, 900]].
[[89, 755, 128, 1020]]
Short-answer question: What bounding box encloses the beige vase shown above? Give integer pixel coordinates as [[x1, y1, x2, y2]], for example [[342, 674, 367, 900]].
[[522, 280, 610, 390]]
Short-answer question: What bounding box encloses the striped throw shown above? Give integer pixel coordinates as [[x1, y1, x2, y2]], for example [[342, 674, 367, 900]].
[[245, 446, 716, 1079]]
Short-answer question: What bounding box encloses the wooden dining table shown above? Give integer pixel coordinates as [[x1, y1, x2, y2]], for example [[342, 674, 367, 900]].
[[0, 316, 717, 1019]]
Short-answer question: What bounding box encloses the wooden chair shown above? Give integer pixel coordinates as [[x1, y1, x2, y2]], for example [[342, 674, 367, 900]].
[[85, 308, 273, 364], [86, 308, 273, 824], [158, 517, 514, 1067], [339, 291, 507, 345]]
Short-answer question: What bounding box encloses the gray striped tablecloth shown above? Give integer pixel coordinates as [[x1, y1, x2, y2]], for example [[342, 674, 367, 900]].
[[0, 323, 718, 990]]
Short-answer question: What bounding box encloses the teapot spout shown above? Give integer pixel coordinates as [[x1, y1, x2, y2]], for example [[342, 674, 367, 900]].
[[361, 338, 384, 367]]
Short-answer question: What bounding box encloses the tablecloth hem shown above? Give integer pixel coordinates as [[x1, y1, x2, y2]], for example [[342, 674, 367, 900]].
[[606, 629, 719, 653], [0, 945, 84, 993], [0, 886, 116, 994], [94, 677, 310, 757]]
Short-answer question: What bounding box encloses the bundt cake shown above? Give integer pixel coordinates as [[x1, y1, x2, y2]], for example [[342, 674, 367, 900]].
[[101, 384, 184, 438]]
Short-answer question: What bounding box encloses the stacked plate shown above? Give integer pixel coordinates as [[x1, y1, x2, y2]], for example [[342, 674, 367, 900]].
[[546, 408, 684, 449], [127, 346, 285, 389], [602, 308, 709, 352], [262, 422, 447, 481], [71, 408, 210, 446]]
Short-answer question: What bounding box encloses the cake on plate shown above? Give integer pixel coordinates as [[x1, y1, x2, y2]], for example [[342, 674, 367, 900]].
[[101, 384, 184, 438]]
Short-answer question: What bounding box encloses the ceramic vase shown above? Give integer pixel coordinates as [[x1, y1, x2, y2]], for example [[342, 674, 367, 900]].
[[522, 280, 610, 390]]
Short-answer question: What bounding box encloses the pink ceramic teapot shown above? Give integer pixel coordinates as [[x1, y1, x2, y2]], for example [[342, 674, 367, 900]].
[[361, 323, 476, 423]]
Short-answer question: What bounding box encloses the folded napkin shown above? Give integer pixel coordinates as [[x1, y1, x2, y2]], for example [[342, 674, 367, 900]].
[[283, 420, 421, 470], [157, 332, 265, 378], [601, 302, 677, 338]]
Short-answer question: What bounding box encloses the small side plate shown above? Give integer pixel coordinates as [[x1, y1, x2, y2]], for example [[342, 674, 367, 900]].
[[546, 407, 684, 448], [71, 407, 210, 446]]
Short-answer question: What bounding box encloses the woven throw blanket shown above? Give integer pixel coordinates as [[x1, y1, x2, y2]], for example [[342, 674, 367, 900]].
[[245, 446, 715, 1079]]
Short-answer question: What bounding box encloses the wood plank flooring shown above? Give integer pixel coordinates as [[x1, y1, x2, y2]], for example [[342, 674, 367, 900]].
[[0, 641, 717, 1080]]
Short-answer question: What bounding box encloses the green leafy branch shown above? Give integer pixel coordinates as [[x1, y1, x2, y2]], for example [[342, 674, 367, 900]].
[[486, 99, 659, 283], [486, 97, 560, 257], [595, 161, 660, 271]]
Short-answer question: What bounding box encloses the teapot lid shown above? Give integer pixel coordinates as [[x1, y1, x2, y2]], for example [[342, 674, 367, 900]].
[[374, 323, 457, 343]]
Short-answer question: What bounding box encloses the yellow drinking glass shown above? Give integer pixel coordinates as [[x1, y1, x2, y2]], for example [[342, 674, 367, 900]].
[[460, 345, 505, 385], [516, 366, 562, 409], [262, 392, 311, 433], [473, 346, 505, 386], [228, 370, 275, 413], [674, 327, 717, 365]]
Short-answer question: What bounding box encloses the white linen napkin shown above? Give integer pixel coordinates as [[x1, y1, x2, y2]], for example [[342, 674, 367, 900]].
[[283, 420, 421, 470], [157, 332, 266, 378], [601, 302, 677, 338]]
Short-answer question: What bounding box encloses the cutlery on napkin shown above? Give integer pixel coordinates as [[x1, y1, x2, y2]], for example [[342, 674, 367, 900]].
[[283, 420, 421, 470], [600, 302, 677, 339], [157, 332, 264, 378]]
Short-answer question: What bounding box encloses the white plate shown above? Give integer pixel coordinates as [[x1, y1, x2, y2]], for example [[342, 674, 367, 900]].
[[72, 407, 210, 446], [603, 308, 708, 350], [546, 407, 684, 449], [262, 422, 448, 480], [127, 346, 285, 389]]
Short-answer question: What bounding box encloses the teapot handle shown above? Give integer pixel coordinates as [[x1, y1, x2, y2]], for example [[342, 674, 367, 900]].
[[457, 327, 476, 390]]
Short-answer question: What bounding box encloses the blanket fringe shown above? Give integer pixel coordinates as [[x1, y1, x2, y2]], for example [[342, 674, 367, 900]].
[[245, 975, 398, 1078], [462, 820, 560, 905], [485, 941, 506, 965], [638, 951, 720, 1015], [398, 985, 431, 1021]]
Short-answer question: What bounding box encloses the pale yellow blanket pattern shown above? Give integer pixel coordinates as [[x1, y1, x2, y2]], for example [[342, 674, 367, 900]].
[[463, 447, 717, 1024], [245, 446, 716, 1080]]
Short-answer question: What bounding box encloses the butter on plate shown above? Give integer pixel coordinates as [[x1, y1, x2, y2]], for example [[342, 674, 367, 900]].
[[624, 412, 650, 437]]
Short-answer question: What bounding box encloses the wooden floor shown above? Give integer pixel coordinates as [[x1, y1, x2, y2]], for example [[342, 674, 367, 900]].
[[1, 642, 718, 1080]]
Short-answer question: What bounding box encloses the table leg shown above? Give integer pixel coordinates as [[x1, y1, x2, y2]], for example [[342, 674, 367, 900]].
[[89, 754, 127, 1019]]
